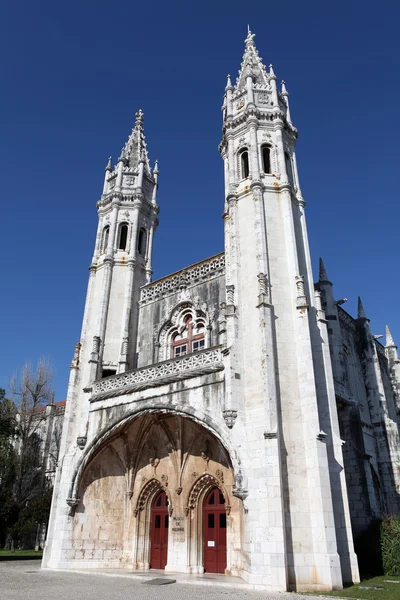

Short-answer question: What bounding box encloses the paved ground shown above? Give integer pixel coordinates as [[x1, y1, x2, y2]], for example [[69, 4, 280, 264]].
[[1, 560, 306, 600]]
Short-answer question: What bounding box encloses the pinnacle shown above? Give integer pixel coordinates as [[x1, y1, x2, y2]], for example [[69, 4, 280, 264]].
[[319, 258, 330, 283], [120, 110, 150, 174], [357, 296, 368, 320], [386, 325, 396, 347], [236, 28, 269, 89]]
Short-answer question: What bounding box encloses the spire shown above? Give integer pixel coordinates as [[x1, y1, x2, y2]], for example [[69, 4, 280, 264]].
[[120, 109, 151, 174], [357, 297, 368, 320], [281, 80, 288, 95], [225, 74, 232, 90], [236, 28, 269, 89], [319, 258, 330, 283], [386, 325, 396, 348], [105, 156, 112, 172], [269, 64, 276, 79]]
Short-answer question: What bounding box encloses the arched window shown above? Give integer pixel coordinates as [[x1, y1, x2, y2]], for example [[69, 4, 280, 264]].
[[240, 150, 249, 179], [101, 226, 109, 254], [118, 223, 128, 250], [261, 145, 271, 174], [138, 228, 147, 257], [172, 316, 205, 358]]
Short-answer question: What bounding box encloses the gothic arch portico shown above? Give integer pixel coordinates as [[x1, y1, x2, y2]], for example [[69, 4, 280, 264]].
[[70, 411, 241, 574], [68, 406, 240, 504]]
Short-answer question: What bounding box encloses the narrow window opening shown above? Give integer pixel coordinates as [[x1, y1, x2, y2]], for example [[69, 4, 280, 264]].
[[241, 151, 249, 178], [102, 226, 109, 254], [262, 146, 271, 174], [101, 369, 116, 379], [118, 223, 128, 250], [138, 228, 147, 257]]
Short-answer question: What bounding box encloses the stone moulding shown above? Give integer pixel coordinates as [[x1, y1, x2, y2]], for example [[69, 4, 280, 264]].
[[139, 252, 225, 305], [91, 347, 224, 402]]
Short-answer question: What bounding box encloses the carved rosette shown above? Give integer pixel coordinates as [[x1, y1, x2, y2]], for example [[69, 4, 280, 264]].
[[223, 409, 238, 429]]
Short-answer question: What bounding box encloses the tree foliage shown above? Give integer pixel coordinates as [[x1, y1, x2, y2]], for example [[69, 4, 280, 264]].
[[0, 360, 56, 548]]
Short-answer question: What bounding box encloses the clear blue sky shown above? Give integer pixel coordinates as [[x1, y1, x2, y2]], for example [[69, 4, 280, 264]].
[[1, 1, 399, 400]]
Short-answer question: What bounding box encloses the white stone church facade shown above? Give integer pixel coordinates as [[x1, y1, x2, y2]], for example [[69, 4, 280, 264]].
[[42, 31, 400, 591]]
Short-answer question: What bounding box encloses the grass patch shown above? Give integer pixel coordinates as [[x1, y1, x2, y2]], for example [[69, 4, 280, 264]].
[[0, 550, 43, 561], [308, 575, 400, 600]]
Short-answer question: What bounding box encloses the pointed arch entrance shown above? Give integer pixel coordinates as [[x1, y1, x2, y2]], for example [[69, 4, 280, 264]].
[[203, 487, 227, 573], [150, 490, 169, 569]]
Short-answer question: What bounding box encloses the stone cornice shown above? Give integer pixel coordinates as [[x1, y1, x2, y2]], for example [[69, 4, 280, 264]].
[[91, 347, 224, 401], [140, 252, 225, 306]]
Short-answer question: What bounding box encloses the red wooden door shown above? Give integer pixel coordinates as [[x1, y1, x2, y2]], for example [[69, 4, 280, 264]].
[[150, 491, 169, 569], [203, 487, 227, 573]]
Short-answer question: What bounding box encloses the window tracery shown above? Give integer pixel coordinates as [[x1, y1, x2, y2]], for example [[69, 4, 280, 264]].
[[157, 303, 210, 362]]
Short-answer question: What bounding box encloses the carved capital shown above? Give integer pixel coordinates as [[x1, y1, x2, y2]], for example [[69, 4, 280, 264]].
[[66, 497, 80, 516], [223, 409, 238, 429], [76, 436, 87, 450]]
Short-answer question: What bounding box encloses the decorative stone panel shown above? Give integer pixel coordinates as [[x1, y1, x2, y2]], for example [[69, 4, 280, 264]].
[[91, 347, 224, 401], [140, 253, 225, 305]]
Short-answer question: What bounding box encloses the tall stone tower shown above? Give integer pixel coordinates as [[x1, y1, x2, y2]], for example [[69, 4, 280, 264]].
[[219, 29, 359, 588], [66, 109, 159, 445]]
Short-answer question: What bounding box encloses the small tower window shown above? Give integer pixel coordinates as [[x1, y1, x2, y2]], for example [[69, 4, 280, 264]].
[[262, 145, 271, 174], [118, 223, 128, 250], [138, 228, 147, 257], [240, 150, 249, 179], [101, 226, 109, 254]]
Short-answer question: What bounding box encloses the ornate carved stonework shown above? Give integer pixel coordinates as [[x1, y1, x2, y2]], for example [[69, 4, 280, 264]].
[[66, 497, 80, 516], [70, 342, 82, 368], [140, 253, 225, 305], [215, 469, 224, 483], [223, 409, 238, 429], [76, 436, 87, 449], [91, 348, 224, 401], [134, 479, 161, 517]]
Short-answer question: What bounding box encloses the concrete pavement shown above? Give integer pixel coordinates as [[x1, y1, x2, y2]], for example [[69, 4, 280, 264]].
[[1, 560, 309, 600]]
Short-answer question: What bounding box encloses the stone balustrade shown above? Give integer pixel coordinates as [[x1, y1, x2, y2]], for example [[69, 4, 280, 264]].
[[91, 347, 224, 401]]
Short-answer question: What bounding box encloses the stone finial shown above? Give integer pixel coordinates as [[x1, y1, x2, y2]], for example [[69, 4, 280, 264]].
[[245, 26, 256, 46], [386, 325, 396, 348], [319, 258, 330, 283], [105, 156, 113, 172], [281, 80, 288, 95], [357, 297, 368, 320], [269, 64, 276, 78], [153, 159, 159, 175], [225, 74, 232, 90], [135, 109, 144, 126]]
